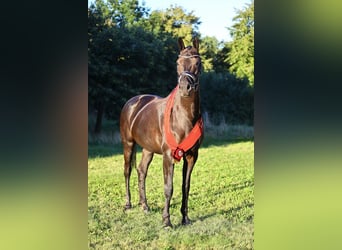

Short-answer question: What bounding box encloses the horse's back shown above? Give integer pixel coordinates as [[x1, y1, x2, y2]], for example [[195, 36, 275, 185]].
[[120, 94, 161, 124], [120, 94, 166, 153]]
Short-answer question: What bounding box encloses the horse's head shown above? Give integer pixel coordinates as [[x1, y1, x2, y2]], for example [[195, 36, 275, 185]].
[[177, 38, 202, 97]]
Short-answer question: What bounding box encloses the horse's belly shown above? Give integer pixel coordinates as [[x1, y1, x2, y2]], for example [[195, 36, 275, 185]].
[[128, 96, 165, 154], [131, 117, 163, 154]]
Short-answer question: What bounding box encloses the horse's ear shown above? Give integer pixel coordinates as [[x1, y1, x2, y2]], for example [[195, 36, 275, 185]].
[[193, 37, 199, 51], [178, 38, 185, 51]]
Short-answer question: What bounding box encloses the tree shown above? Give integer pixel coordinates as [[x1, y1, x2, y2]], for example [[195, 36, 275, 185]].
[[105, 0, 149, 28], [213, 43, 232, 73], [227, 1, 254, 86], [147, 5, 201, 44], [88, 2, 116, 133], [88, 1, 147, 133], [88, 1, 179, 133], [199, 36, 219, 72]]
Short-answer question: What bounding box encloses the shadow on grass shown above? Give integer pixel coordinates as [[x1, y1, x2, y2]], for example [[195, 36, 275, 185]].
[[194, 202, 254, 223], [88, 137, 254, 159], [88, 144, 123, 158], [200, 136, 253, 148]]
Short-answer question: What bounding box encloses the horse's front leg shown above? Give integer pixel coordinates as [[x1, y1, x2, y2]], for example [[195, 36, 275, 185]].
[[162, 153, 174, 227], [181, 150, 198, 225]]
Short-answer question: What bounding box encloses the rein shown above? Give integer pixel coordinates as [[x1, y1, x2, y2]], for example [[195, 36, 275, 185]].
[[164, 85, 203, 162]]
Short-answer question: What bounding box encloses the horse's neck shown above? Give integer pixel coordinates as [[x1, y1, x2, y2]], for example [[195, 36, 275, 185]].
[[172, 93, 200, 126]]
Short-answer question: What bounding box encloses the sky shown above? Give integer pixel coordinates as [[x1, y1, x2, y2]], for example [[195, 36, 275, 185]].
[[88, 0, 251, 42], [139, 0, 251, 42]]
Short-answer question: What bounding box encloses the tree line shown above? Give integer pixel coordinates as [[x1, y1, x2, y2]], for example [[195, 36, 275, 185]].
[[88, 0, 254, 133]]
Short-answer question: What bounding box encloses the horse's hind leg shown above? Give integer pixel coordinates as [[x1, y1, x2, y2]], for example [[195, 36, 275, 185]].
[[123, 141, 136, 210], [137, 149, 154, 212]]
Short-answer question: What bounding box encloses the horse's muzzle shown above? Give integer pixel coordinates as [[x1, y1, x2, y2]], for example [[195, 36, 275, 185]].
[[178, 71, 199, 96]]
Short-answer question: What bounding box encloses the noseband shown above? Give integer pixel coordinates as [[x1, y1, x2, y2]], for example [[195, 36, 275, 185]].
[[178, 71, 199, 92]]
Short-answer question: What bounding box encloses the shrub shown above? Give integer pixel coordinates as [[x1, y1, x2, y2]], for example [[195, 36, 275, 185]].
[[200, 72, 253, 125]]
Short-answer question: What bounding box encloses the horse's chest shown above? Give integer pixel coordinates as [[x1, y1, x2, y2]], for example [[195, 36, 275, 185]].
[[171, 115, 192, 142]]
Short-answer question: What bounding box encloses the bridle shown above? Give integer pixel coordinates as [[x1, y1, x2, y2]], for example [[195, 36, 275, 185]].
[[177, 54, 201, 92], [178, 55, 200, 59]]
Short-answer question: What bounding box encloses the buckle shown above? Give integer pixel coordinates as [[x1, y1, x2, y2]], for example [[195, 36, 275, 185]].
[[173, 148, 184, 161]]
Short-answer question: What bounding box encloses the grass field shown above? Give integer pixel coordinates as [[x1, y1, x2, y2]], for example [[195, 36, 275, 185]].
[[88, 139, 254, 249]]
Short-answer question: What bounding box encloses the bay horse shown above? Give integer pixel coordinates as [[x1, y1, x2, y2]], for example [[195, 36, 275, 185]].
[[120, 38, 203, 227]]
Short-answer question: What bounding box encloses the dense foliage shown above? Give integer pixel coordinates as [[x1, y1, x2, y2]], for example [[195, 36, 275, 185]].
[[228, 1, 254, 85], [88, 0, 254, 132], [201, 72, 254, 125]]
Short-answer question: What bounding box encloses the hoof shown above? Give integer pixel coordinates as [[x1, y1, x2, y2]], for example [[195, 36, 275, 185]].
[[163, 217, 173, 228], [182, 217, 192, 225], [163, 222, 173, 229], [141, 204, 149, 213], [124, 204, 132, 211]]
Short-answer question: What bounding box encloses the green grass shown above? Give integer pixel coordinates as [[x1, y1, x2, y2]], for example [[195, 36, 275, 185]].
[[88, 140, 254, 249]]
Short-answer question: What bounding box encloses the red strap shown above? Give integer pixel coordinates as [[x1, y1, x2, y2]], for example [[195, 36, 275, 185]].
[[179, 117, 203, 151], [164, 86, 203, 161]]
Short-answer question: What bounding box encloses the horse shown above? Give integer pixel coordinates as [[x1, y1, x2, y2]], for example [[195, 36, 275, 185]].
[[119, 38, 203, 227]]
